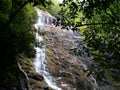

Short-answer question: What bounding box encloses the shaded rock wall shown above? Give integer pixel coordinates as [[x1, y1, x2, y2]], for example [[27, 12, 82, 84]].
[[44, 26, 96, 90]]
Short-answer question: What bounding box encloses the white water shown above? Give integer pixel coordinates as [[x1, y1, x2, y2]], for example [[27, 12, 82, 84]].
[[33, 8, 61, 90]]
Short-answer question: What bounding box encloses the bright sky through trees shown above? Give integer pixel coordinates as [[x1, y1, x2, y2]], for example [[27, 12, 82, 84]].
[[55, 0, 63, 3]]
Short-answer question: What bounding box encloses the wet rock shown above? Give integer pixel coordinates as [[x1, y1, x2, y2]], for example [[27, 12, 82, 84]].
[[44, 26, 96, 89], [60, 72, 71, 78], [31, 74, 44, 81], [44, 87, 49, 90], [76, 80, 92, 90], [19, 57, 50, 90], [29, 78, 48, 90]]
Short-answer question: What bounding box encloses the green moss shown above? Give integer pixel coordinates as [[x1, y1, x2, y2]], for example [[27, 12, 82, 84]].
[[45, 48, 55, 60]]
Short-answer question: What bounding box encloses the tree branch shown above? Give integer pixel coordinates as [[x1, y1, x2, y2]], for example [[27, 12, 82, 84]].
[[17, 61, 31, 90], [76, 22, 120, 27]]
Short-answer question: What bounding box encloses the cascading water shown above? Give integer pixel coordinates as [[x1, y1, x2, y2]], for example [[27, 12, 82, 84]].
[[33, 8, 100, 90], [33, 8, 61, 90]]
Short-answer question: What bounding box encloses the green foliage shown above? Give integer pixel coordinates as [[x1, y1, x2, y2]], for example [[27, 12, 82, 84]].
[[83, 0, 120, 81], [0, 0, 55, 89], [57, 0, 120, 88], [37, 0, 60, 17], [0, 0, 36, 89], [6, 3, 36, 58], [57, 0, 87, 30], [46, 0, 61, 16], [0, 0, 12, 23]]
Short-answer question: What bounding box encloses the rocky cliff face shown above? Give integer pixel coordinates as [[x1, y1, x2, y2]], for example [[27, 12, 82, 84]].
[[24, 8, 98, 90], [44, 26, 97, 90]]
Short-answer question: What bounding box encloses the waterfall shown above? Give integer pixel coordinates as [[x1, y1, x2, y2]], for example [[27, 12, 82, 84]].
[[33, 7, 100, 90], [33, 8, 61, 90]]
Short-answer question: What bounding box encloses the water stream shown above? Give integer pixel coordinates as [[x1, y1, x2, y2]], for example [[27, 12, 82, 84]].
[[33, 8, 99, 90], [33, 8, 61, 90]]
